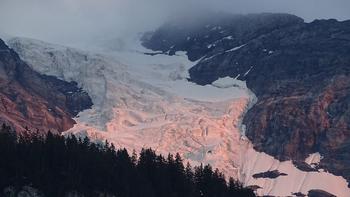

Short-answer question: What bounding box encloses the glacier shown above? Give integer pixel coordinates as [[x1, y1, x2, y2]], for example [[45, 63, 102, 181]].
[[6, 36, 350, 197]]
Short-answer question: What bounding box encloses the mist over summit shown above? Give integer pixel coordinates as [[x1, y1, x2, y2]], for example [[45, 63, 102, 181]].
[[0, 0, 349, 46]]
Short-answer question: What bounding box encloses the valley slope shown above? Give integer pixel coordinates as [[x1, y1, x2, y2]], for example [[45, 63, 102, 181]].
[[0, 39, 92, 133]]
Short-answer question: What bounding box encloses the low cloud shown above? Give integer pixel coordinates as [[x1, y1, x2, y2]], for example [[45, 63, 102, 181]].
[[0, 0, 349, 46]]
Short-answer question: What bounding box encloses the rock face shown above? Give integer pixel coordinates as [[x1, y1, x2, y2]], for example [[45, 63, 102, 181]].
[[252, 170, 287, 179], [0, 39, 92, 133], [308, 189, 336, 197], [142, 13, 350, 184], [142, 13, 304, 62]]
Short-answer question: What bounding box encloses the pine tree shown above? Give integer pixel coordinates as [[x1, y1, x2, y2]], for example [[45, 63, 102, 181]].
[[0, 124, 255, 197]]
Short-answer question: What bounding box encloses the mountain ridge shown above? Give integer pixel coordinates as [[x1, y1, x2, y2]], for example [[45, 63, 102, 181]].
[[141, 13, 350, 186]]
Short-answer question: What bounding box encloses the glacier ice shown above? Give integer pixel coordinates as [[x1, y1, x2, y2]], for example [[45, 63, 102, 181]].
[[7, 36, 350, 197]]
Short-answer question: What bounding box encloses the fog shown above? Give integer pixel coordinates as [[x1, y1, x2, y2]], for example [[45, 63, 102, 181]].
[[0, 0, 349, 46]]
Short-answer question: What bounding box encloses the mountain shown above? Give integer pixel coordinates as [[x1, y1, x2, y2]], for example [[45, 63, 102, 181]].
[[2, 13, 350, 196], [142, 12, 350, 191], [6, 36, 252, 182], [0, 39, 92, 133]]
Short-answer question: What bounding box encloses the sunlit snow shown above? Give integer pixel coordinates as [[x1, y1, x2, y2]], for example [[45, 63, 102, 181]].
[[7, 36, 350, 197]]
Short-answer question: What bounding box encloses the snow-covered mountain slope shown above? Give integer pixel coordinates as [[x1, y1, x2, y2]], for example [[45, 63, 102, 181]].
[[7, 36, 350, 196]]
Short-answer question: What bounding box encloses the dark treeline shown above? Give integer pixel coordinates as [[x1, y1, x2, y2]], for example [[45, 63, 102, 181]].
[[0, 124, 255, 197]]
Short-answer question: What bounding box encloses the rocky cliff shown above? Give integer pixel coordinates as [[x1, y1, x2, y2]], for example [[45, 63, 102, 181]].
[[142, 13, 350, 184], [0, 39, 92, 133]]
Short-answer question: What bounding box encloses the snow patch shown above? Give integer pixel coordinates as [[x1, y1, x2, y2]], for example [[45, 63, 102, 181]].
[[244, 66, 253, 77], [305, 152, 323, 167], [212, 77, 246, 89], [225, 44, 246, 53], [207, 43, 215, 49], [223, 36, 234, 40]]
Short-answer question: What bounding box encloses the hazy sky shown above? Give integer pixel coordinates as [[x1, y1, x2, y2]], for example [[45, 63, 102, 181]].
[[0, 0, 349, 45]]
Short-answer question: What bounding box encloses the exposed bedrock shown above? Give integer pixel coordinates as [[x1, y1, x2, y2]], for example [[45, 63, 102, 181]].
[[252, 170, 287, 179], [142, 13, 350, 183], [308, 189, 336, 197], [0, 39, 92, 133]]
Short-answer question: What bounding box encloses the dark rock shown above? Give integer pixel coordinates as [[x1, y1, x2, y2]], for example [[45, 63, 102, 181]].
[[246, 185, 262, 191], [252, 170, 287, 179], [142, 13, 304, 61], [292, 192, 306, 197], [142, 13, 350, 184], [144, 52, 166, 56], [292, 161, 318, 172], [307, 189, 336, 197], [0, 39, 93, 133]]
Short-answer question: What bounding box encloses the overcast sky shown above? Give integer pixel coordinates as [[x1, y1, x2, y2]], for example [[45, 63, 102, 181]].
[[0, 0, 349, 46]]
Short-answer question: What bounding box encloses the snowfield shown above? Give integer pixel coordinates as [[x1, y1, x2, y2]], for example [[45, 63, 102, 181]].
[[7, 36, 350, 197]]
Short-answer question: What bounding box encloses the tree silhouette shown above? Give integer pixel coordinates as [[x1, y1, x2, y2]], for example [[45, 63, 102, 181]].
[[0, 124, 256, 197]]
